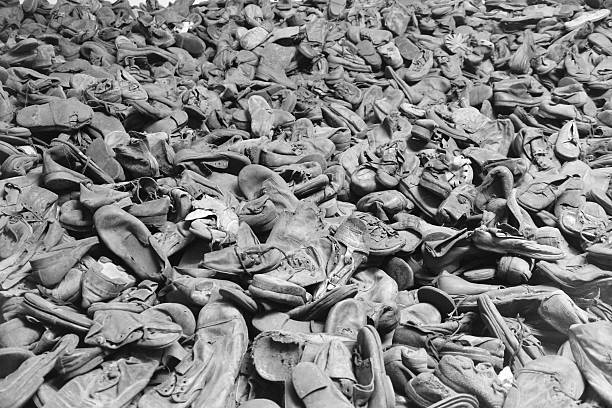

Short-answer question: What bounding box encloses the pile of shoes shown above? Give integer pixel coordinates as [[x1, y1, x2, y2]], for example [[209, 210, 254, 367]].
[[3, 0, 612, 406]]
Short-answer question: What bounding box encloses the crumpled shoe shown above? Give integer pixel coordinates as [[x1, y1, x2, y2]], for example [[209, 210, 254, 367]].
[[81, 257, 136, 308], [435, 355, 506, 408], [55, 346, 107, 380], [472, 227, 564, 261], [252, 330, 352, 383], [354, 325, 395, 408], [405, 372, 457, 407], [79, 182, 132, 211], [43, 354, 159, 408], [287, 284, 359, 321], [313, 216, 369, 299], [537, 291, 592, 336], [88, 280, 159, 314], [291, 362, 353, 408], [536, 260, 612, 297], [354, 211, 405, 256], [503, 355, 585, 408], [324, 298, 367, 339], [94, 204, 170, 281], [253, 312, 325, 334], [21, 293, 93, 334], [137, 336, 213, 408], [0, 317, 43, 348], [568, 321, 612, 406], [0, 334, 78, 408], [43, 141, 114, 191], [16, 98, 93, 132], [30, 236, 99, 287], [84, 308, 183, 349], [477, 294, 544, 372], [517, 173, 575, 213], [239, 164, 300, 212], [189, 301, 249, 408], [249, 274, 309, 308]]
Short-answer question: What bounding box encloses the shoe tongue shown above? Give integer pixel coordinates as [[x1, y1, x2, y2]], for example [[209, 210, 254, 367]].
[[236, 222, 260, 247]]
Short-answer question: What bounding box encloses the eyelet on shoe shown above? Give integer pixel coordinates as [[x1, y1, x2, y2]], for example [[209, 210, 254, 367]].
[[157, 382, 175, 396]]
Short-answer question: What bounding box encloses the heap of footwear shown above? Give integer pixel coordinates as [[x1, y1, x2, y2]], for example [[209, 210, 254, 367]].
[[3, 0, 612, 406]]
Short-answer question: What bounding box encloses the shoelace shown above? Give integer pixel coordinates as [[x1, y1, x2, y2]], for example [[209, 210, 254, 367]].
[[578, 212, 611, 248], [235, 245, 289, 276]]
